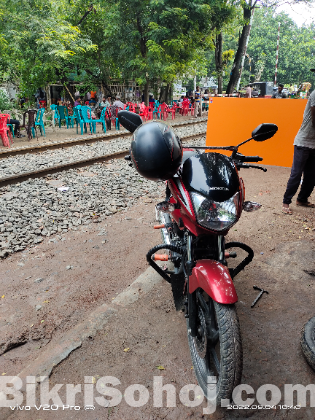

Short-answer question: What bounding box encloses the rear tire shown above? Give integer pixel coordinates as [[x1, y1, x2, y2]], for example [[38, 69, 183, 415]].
[[188, 293, 242, 405], [301, 316, 315, 370]]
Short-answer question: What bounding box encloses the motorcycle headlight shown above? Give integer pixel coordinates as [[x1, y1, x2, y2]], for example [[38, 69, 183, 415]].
[[191, 192, 240, 232]]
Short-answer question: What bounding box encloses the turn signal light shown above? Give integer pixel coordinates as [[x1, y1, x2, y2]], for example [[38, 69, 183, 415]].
[[153, 254, 169, 261]]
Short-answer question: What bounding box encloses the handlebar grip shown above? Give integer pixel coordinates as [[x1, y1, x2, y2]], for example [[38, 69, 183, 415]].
[[241, 155, 263, 163]]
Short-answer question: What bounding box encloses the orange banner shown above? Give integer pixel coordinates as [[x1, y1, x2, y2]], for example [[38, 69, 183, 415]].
[[205, 98, 307, 167]]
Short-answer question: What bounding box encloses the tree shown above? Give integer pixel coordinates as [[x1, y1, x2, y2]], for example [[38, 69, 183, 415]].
[[243, 8, 315, 86], [0, 0, 95, 98], [226, 0, 315, 93], [100, 0, 238, 104]]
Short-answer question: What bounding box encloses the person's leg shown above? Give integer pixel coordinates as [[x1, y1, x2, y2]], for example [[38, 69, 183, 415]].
[[283, 146, 310, 206], [9, 119, 20, 135], [297, 148, 315, 203], [199, 103, 203, 117], [194, 102, 199, 117]]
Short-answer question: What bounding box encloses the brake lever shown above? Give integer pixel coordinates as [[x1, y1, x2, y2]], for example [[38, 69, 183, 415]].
[[234, 161, 267, 172], [241, 164, 267, 172]]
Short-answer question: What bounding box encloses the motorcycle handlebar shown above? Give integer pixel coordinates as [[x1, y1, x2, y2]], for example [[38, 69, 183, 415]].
[[241, 155, 263, 163], [233, 152, 263, 163]]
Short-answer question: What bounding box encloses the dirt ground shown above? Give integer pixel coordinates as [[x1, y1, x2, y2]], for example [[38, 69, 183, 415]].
[[2, 112, 198, 150], [1, 165, 315, 420]]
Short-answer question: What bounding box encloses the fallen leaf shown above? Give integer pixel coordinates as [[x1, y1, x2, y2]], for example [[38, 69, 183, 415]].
[[2, 373, 6, 376], [1, 295, 4, 299], [43, 300, 50, 304], [123, 348, 130, 352], [41, 320, 44, 323], [156, 365, 165, 370]]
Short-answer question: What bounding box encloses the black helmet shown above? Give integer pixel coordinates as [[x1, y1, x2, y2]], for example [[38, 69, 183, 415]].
[[130, 121, 183, 181]]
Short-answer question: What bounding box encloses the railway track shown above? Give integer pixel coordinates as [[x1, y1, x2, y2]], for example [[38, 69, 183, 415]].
[[0, 117, 208, 158], [0, 130, 207, 257], [0, 122, 208, 187]]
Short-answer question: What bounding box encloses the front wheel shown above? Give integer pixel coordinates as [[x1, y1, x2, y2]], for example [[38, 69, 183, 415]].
[[301, 316, 315, 370], [187, 291, 243, 405]]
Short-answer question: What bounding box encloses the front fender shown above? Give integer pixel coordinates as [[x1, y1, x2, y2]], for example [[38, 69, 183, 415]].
[[189, 260, 238, 304]]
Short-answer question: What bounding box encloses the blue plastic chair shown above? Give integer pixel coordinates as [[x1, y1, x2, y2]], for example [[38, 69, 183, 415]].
[[152, 101, 160, 119], [64, 107, 76, 128], [35, 108, 45, 136], [92, 107, 107, 133], [78, 106, 94, 134], [73, 106, 86, 135], [50, 105, 60, 128], [57, 106, 69, 128]]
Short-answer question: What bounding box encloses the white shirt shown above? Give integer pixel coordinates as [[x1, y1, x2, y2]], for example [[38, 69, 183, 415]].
[[294, 90, 315, 149], [113, 100, 124, 110]]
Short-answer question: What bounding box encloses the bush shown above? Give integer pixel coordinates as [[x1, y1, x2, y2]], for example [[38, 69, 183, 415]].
[[0, 88, 12, 111]]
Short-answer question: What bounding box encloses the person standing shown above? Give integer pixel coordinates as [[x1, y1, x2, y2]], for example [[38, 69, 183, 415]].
[[113, 96, 124, 110], [100, 96, 111, 108], [194, 86, 202, 118], [245, 85, 252, 98], [272, 83, 287, 98], [74, 97, 81, 107], [90, 90, 97, 104], [282, 68, 315, 214]]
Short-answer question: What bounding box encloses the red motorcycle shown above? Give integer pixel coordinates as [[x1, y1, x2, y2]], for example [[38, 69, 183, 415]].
[[118, 110, 278, 405]]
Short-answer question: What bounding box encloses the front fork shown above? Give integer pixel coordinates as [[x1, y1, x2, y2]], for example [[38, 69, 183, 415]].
[[187, 234, 225, 338], [186, 234, 198, 337]]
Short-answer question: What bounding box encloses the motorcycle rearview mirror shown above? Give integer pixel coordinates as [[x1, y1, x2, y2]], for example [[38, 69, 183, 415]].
[[117, 110, 143, 133], [251, 123, 278, 142]]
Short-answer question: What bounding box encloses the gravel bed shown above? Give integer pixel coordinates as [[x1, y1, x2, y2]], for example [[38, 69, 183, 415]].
[[0, 122, 207, 179], [0, 136, 206, 257]]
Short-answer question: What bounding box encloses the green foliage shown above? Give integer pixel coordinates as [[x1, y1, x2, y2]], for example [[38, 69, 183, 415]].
[[243, 8, 315, 86], [0, 88, 12, 110], [1, 0, 314, 98], [207, 5, 315, 90], [0, 0, 96, 95]]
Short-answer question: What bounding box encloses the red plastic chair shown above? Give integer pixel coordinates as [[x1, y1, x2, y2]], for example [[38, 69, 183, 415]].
[[0, 114, 13, 147], [181, 103, 190, 117], [126, 102, 136, 113], [169, 104, 177, 120], [190, 103, 195, 116], [157, 103, 169, 120], [138, 103, 148, 121]]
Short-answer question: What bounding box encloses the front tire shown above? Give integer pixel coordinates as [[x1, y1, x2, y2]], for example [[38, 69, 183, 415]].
[[187, 292, 243, 405], [301, 316, 315, 370]]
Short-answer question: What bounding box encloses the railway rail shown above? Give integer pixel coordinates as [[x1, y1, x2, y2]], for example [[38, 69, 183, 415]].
[[0, 120, 208, 187], [0, 117, 208, 158]]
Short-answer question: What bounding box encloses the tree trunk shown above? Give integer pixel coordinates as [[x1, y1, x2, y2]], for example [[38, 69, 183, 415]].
[[226, 4, 252, 94], [45, 85, 51, 107], [144, 79, 149, 106], [169, 84, 173, 103], [159, 84, 167, 103], [215, 32, 223, 94]]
